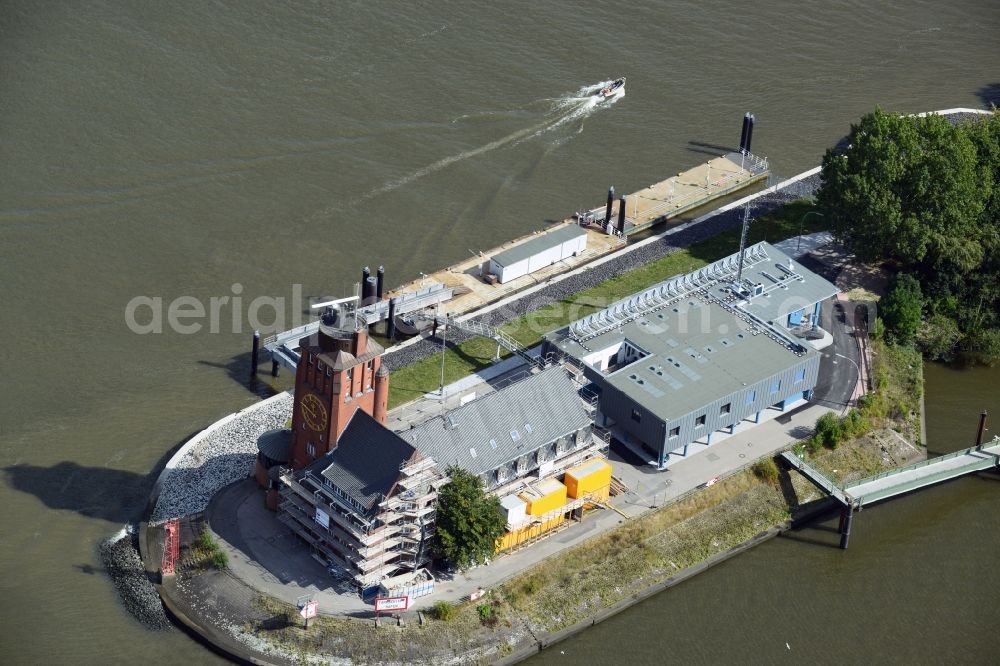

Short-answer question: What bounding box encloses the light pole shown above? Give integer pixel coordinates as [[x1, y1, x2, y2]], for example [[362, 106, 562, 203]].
[[798, 211, 825, 254], [834, 352, 861, 411], [438, 301, 446, 400]]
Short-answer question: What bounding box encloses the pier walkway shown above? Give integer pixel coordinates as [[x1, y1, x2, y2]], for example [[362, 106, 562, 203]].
[[782, 438, 1000, 509], [781, 438, 1000, 548]]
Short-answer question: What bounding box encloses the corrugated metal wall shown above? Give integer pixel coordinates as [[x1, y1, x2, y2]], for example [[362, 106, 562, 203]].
[[594, 353, 821, 462]]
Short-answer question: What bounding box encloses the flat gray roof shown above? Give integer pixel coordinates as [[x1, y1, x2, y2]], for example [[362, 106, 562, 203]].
[[736, 244, 839, 325], [553, 299, 814, 422], [491, 225, 586, 268], [546, 241, 835, 422]]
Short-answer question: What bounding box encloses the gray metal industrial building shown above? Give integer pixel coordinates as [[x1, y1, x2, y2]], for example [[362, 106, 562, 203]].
[[543, 241, 839, 468]]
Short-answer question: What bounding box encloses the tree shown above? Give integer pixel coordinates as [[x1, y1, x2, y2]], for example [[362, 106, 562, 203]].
[[818, 108, 1000, 363], [880, 273, 922, 344], [916, 313, 962, 361], [818, 108, 989, 269], [432, 466, 506, 570]]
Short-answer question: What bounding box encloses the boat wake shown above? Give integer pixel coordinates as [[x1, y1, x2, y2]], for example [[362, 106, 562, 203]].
[[350, 80, 622, 205]]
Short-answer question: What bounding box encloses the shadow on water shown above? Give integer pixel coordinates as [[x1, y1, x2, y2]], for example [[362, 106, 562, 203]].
[[686, 145, 727, 158], [2, 429, 198, 524], [688, 140, 735, 153], [976, 83, 1000, 108], [198, 351, 280, 401]]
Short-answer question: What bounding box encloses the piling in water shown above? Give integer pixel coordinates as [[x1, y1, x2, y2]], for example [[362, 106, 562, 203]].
[[250, 330, 260, 380], [387, 298, 397, 339], [839, 503, 854, 549]]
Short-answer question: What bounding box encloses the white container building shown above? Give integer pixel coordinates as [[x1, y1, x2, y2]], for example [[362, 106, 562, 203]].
[[489, 225, 587, 284]]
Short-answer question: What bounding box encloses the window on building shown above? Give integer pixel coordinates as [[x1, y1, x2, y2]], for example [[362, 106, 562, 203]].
[[746, 390, 756, 405], [770, 379, 781, 394], [306, 442, 316, 458], [695, 414, 706, 427], [631, 409, 642, 423], [308, 353, 315, 364], [794, 368, 806, 383], [524, 423, 534, 434], [510, 430, 520, 442], [326, 367, 332, 377], [720, 403, 731, 416], [669, 426, 680, 439]]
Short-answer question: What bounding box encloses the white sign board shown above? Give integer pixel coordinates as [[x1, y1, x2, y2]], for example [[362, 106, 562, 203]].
[[375, 596, 409, 612], [299, 601, 318, 619], [314, 508, 330, 529]]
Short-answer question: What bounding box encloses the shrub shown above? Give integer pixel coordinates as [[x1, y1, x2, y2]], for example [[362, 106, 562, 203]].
[[842, 409, 868, 438], [476, 603, 494, 624], [751, 458, 780, 486], [814, 412, 845, 449], [211, 550, 229, 570], [880, 273, 923, 344], [431, 601, 456, 622]]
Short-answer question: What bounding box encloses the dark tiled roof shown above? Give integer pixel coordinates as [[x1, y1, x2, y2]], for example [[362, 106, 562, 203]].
[[256, 428, 292, 462], [304, 411, 416, 516], [401, 367, 590, 476]]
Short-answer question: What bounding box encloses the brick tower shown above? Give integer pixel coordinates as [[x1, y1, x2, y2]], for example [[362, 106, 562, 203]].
[[287, 309, 389, 470]]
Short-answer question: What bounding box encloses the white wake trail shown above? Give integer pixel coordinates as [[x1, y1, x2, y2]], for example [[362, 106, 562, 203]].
[[350, 80, 620, 206]]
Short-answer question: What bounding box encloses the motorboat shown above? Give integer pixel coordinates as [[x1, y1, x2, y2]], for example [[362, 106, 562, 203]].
[[597, 77, 626, 100]]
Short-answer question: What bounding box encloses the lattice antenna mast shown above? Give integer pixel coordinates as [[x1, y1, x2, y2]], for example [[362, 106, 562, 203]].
[[735, 203, 753, 288]]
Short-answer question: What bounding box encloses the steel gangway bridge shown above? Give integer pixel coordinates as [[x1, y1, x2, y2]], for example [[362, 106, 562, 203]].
[[781, 436, 1000, 548], [259, 283, 455, 373]]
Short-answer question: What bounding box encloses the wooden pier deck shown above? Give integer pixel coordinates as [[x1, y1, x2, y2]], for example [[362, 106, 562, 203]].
[[600, 152, 770, 237], [388, 222, 625, 317], [391, 151, 768, 319]]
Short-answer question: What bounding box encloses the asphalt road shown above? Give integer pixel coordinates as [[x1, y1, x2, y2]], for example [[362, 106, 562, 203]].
[[812, 297, 862, 411]]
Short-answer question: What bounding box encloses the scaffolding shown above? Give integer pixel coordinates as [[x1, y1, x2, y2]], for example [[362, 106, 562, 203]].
[[277, 455, 444, 589]]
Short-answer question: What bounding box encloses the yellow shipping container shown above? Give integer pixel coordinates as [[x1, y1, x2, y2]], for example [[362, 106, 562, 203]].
[[519, 477, 567, 517], [497, 514, 565, 552], [564, 458, 612, 500]]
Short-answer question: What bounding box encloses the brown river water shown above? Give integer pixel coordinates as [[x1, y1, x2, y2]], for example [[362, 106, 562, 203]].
[[1, 1, 997, 663]]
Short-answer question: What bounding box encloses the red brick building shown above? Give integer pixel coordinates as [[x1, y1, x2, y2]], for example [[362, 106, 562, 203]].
[[254, 310, 390, 505]]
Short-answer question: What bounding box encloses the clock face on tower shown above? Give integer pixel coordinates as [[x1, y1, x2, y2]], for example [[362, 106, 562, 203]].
[[300, 393, 328, 432]]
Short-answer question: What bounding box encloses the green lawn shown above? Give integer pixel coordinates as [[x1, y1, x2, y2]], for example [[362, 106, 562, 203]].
[[388, 199, 824, 408]]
